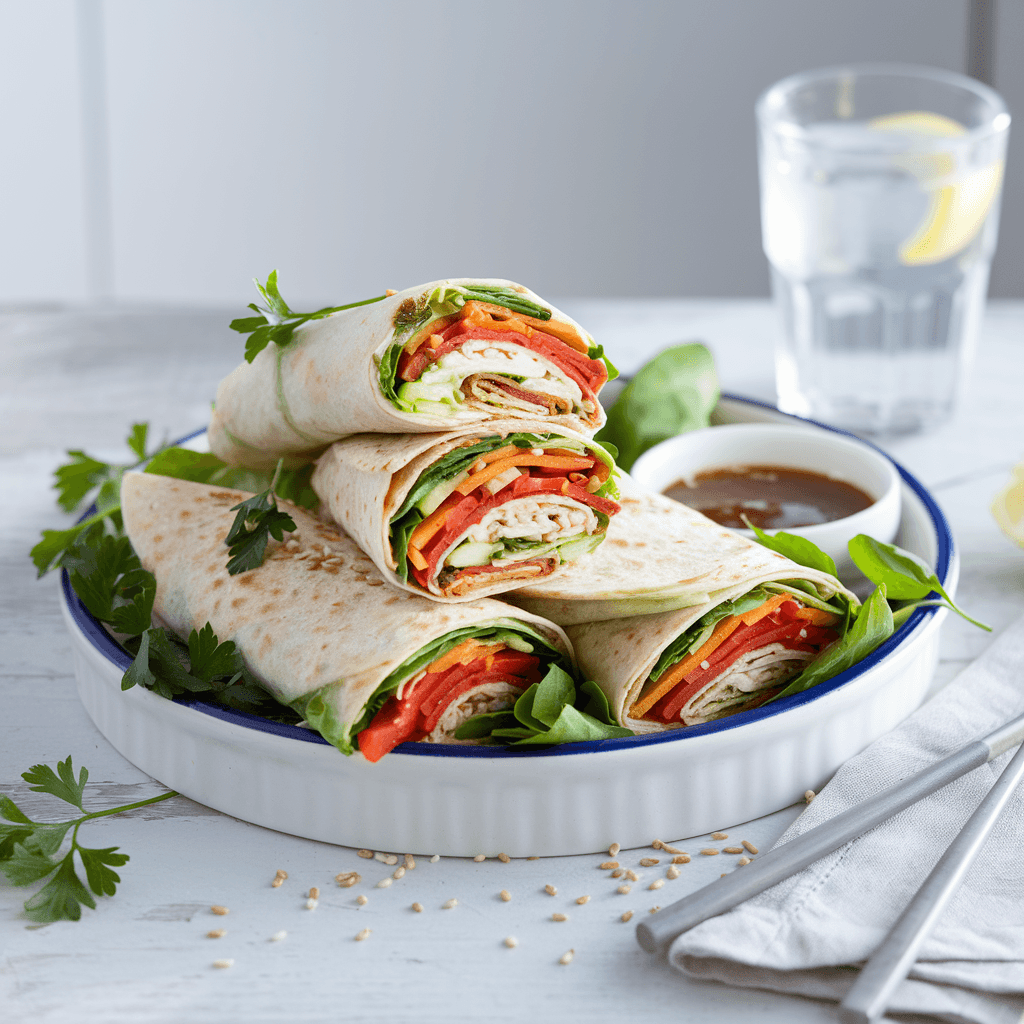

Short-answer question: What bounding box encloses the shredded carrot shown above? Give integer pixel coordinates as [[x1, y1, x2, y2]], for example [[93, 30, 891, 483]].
[[791, 605, 839, 626], [736, 593, 790, 626], [460, 301, 590, 354], [425, 639, 505, 676], [407, 546, 428, 571], [455, 453, 593, 496], [407, 505, 456, 556]]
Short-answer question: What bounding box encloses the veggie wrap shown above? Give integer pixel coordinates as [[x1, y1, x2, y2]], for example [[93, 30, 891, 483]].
[[209, 279, 613, 469], [309, 421, 621, 602], [507, 485, 855, 626], [120, 472, 575, 761]]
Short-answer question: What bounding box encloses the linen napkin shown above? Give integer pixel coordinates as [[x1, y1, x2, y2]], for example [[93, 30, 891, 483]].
[[670, 613, 1024, 1024]]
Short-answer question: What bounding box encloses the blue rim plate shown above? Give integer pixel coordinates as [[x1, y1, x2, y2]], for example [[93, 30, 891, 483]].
[[62, 395, 953, 759]]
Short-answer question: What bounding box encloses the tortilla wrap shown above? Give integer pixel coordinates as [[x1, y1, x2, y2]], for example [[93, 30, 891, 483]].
[[208, 278, 607, 470], [120, 472, 573, 754], [309, 420, 620, 603], [507, 482, 855, 625]]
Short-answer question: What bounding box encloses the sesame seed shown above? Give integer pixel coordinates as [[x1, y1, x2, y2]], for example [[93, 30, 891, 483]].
[[639, 857, 659, 867], [649, 879, 664, 890], [611, 868, 624, 878], [498, 853, 510, 863], [662, 844, 684, 855], [608, 843, 620, 856], [305, 898, 318, 910], [211, 906, 229, 916], [621, 910, 634, 923], [625, 870, 639, 881], [700, 849, 719, 856], [385, 288, 396, 296], [442, 898, 458, 910], [356, 895, 368, 906], [358, 849, 374, 859], [336, 871, 361, 888], [544, 884, 557, 896], [207, 929, 226, 938], [576, 895, 590, 905], [275, 869, 288, 880], [393, 866, 406, 879], [473, 854, 486, 862], [559, 950, 574, 965], [270, 931, 287, 942], [666, 866, 680, 880], [308, 887, 319, 899], [651, 839, 664, 850], [672, 854, 691, 864], [430, 855, 440, 863], [355, 928, 371, 942], [649, 906, 661, 914], [805, 790, 816, 803], [530, 448, 545, 457], [500, 890, 512, 902], [412, 902, 424, 913], [599, 861, 619, 870], [800, 628, 808, 638], [404, 854, 416, 870], [700, 660, 710, 670], [504, 936, 518, 948], [738, 856, 751, 866], [712, 832, 729, 840], [742, 840, 759, 854], [381, 853, 399, 866], [617, 885, 631, 895], [723, 847, 744, 855], [271, 877, 284, 888], [552, 913, 568, 922], [212, 959, 234, 969], [376, 878, 392, 889]]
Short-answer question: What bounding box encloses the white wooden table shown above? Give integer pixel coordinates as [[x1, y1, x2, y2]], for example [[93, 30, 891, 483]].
[[2, 300, 1022, 1024]]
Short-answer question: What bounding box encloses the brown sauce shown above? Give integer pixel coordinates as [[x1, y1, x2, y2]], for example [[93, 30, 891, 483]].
[[663, 465, 873, 530]]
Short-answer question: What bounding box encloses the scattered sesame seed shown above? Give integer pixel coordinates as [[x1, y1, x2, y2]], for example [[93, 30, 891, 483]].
[[380, 853, 399, 866], [498, 852, 510, 863], [356, 895, 368, 906], [305, 898, 318, 910], [617, 885, 631, 895], [711, 832, 729, 840], [336, 871, 361, 888], [559, 950, 574, 965], [212, 959, 234, 969], [738, 856, 751, 866], [552, 913, 568, 922], [723, 847, 744, 855], [530, 448, 545, 457], [700, 849, 720, 856], [640, 857, 659, 867], [393, 866, 406, 879], [576, 895, 590, 905], [700, 660, 710, 670], [611, 868, 624, 878], [651, 839, 664, 850], [545, 884, 557, 896], [275, 869, 288, 880], [412, 902, 423, 913], [625, 870, 640, 881], [207, 929, 226, 938], [742, 840, 759, 854], [721, 872, 728, 877], [404, 854, 416, 870], [799, 628, 808, 638], [649, 879, 664, 890], [308, 887, 319, 899], [672, 854, 691, 864], [270, 931, 287, 942], [649, 906, 661, 914], [385, 288, 396, 296], [608, 843, 620, 856], [376, 878, 393, 889], [500, 890, 512, 902], [355, 928, 371, 942], [599, 861, 619, 870], [662, 844, 684, 855], [805, 790, 816, 803], [430, 855, 440, 863], [271, 878, 284, 888], [620, 910, 634, 923], [473, 854, 486, 862], [504, 936, 518, 948], [442, 898, 458, 910], [666, 866, 680, 880], [211, 906, 229, 916], [358, 850, 374, 859]]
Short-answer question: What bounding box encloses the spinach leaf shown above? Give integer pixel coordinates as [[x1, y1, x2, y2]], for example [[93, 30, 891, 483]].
[[744, 519, 838, 577]]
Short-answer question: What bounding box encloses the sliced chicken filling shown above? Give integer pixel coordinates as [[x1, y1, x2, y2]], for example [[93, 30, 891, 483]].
[[424, 681, 525, 743]]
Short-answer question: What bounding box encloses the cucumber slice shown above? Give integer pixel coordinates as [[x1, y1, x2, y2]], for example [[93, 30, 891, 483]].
[[418, 469, 470, 515], [445, 541, 501, 568]]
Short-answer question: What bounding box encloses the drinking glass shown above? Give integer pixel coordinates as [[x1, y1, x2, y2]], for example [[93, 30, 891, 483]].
[[757, 64, 1010, 435]]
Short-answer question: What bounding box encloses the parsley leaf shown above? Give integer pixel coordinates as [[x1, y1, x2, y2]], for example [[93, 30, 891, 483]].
[[224, 460, 296, 575], [0, 757, 177, 922], [232, 270, 387, 363]]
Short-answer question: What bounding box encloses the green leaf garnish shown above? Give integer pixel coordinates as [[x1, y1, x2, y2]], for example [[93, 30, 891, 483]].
[[743, 518, 839, 578], [224, 459, 297, 575], [232, 270, 386, 363]]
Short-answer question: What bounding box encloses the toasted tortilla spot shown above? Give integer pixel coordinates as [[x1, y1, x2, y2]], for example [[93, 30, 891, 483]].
[[231, 598, 246, 608], [385, 596, 401, 604], [260, 634, 273, 655], [152, 535, 163, 543], [610, 539, 629, 547], [179, 509, 192, 518], [212, 578, 224, 589]]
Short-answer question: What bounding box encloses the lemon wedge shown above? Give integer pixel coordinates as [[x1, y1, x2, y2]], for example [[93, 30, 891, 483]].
[[870, 110, 1004, 266], [992, 462, 1024, 549]]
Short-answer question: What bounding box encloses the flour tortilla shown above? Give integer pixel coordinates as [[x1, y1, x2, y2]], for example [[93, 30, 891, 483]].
[[309, 419, 614, 603], [120, 472, 573, 747], [208, 278, 604, 469], [507, 482, 855, 625]]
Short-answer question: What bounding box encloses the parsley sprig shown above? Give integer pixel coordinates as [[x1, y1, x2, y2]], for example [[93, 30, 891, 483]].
[[224, 459, 297, 575], [231, 270, 386, 363], [0, 757, 176, 922]]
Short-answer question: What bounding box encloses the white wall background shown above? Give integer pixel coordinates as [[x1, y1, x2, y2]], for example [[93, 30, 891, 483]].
[[0, 0, 1019, 309]]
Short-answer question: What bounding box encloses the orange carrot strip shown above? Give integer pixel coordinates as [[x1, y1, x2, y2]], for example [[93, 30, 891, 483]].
[[454, 454, 593, 496], [425, 639, 505, 676], [407, 505, 456, 554], [407, 546, 429, 571]]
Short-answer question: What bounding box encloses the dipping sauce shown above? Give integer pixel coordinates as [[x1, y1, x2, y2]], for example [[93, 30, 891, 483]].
[[663, 465, 874, 530]]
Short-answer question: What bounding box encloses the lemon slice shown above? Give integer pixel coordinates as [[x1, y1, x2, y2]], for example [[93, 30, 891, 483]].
[[870, 110, 1004, 266], [992, 463, 1024, 549]]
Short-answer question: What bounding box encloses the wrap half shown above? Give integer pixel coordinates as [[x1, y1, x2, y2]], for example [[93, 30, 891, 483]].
[[310, 421, 621, 602], [209, 279, 613, 469], [121, 472, 574, 761]]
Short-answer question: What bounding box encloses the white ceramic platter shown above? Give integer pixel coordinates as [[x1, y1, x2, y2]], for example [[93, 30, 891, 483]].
[[62, 395, 956, 856]]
